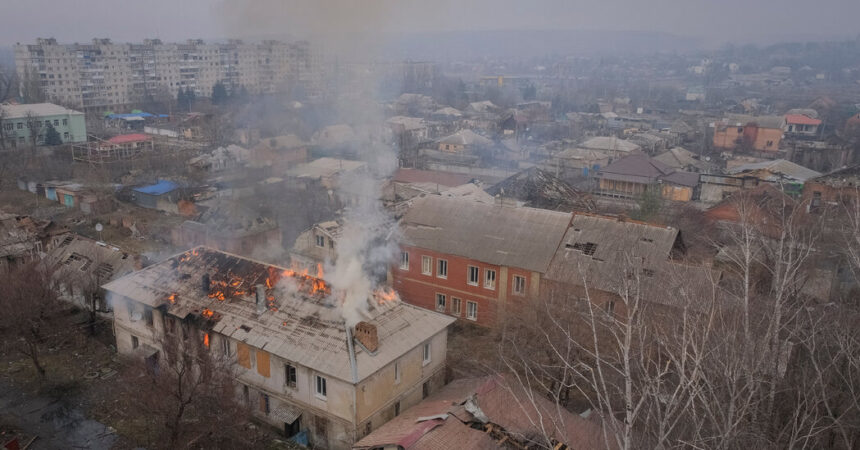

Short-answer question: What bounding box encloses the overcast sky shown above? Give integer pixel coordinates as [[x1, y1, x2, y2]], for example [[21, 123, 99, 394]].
[[1, 0, 858, 47]]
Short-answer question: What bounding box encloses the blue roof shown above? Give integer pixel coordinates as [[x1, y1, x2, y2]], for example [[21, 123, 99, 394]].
[[132, 180, 179, 195], [106, 112, 154, 119]]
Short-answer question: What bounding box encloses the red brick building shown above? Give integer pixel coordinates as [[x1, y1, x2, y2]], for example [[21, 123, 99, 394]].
[[392, 196, 572, 327]]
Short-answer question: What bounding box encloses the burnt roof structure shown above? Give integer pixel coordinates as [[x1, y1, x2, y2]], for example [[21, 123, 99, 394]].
[[486, 167, 595, 212], [103, 247, 454, 382]]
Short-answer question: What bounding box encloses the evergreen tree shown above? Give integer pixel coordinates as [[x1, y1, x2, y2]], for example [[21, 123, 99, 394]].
[[44, 123, 62, 146], [211, 82, 228, 105]]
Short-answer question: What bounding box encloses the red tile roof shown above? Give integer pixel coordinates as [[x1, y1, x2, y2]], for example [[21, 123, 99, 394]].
[[106, 133, 152, 144], [785, 114, 822, 126]]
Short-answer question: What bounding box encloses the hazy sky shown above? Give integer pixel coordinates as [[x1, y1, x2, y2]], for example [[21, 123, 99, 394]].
[[1, 0, 858, 47]]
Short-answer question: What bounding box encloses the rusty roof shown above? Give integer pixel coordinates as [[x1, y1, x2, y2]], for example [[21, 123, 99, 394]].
[[102, 247, 455, 383]]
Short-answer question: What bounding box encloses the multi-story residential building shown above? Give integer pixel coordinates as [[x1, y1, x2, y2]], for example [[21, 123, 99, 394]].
[[15, 38, 320, 114], [393, 196, 573, 327], [0, 102, 86, 148], [103, 247, 455, 450], [712, 114, 785, 152]]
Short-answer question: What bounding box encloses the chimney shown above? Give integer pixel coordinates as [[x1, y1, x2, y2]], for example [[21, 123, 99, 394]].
[[255, 284, 266, 314], [201, 274, 210, 293], [354, 322, 378, 353]]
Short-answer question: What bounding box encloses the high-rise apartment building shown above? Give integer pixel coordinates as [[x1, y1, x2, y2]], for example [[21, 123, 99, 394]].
[[15, 38, 321, 114]]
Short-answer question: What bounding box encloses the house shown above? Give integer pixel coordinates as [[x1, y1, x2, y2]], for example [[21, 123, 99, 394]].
[[174, 201, 281, 257], [393, 196, 573, 327], [286, 158, 368, 206], [130, 180, 184, 212], [45, 234, 140, 312], [0, 102, 86, 148], [103, 247, 456, 450], [188, 145, 251, 173], [802, 165, 860, 213], [784, 114, 822, 137], [436, 130, 493, 153], [290, 219, 343, 269], [386, 116, 430, 148], [250, 134, 309, 170], [726, 159, 821, 197], [596, 154, 700, 201], [541, 146, 611, 178], [653, 147, 714, 173], [353, 376, 609, 450], [704, 184, 796, 240], [0, 212, 61, 271], [485, 167, 595, 212], [712, 114, 785, 152]]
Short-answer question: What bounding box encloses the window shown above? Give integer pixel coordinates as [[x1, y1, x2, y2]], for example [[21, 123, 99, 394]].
[[422, 342, 431, 365], [467, 266, 479, 286], [53, 119, 59, 126], [812, 191, 822, 208], [436, 293, 446, 312], [421, 256, 432, 275], [399, 251, 409, 270], [437, 259, 448, 279], [484, 269, 496, 290], [221, 336, 231, 356], [451, 297, 462, 315], [767, 140, 774, 147], [394, 401, 401, 416], [394, 361, 401, 383], [16, 122, 23, 130], [285, 364, 297, 388], [466, 301, 478, 320], [315, 375, 327, 399], [131, 335, 139, 349], [260, 392, 270, 415], [62, 119, 68, 126], [513, 276, 527, 295], [315, 234, 325, 247], [144, 307, 153, 327], [63, 132, 69, 140], [605, 300, 616, 315]]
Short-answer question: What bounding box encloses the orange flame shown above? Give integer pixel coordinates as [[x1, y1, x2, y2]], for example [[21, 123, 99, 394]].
[[375, 288, 399, 305], [203, 332, 209, 347], [201, 308, 215, 319], [167, 293, 177, 304]]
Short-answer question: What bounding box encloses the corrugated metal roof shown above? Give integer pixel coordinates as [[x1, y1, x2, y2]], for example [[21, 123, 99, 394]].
[[727, 159, 821, 182], [0, 103, 83, 118], [401, 196, 572, 273], [132, 180, 178, 195], [102, 247, 454, 383]]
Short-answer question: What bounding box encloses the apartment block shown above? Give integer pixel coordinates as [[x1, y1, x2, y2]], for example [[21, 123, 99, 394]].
[[15, 38, 321, 114]]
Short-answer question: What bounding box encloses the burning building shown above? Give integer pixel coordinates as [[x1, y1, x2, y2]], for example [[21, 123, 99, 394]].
[[102, 247, 455, 449]]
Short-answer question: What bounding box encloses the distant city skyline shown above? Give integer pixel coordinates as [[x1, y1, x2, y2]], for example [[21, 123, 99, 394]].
[[1, 0, 858, 49]]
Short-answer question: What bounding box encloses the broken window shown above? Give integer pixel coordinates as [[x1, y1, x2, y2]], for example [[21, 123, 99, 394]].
[[394, 401, 401, 417], [144, 306, 153, 327], [95, 263, 114, 279], [421, 256, 432, 275], [484, 269, 496, 290], [399, 251, 409, 270], [437, 259, 448, 279], [569, 242, 597, 256], [435, 293, 446, 312], [467, 301, 478, 320], [451, 297, 462, 315], [315, 234, 325, 247], [513, 275, 527, 295], [221, 335, 231, 356], [467, 266, 479, 286], [285, 364, 297, 388], [315, 375, 327, 399], [131, 335, 139, 349]]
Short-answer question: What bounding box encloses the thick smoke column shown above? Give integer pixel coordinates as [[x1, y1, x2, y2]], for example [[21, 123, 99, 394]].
[[328, 137, 401, 326]]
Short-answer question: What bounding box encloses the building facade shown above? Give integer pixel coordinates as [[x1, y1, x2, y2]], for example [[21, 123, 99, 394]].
[[15, 38, 320, 114], [392, 196, 571, 327], [103, 247, 455, 450], [0, 103, 86, 148]]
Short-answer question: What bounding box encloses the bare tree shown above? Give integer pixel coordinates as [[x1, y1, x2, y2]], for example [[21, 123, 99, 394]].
[[0, 261, 62, 378], [115, 328, 249, 448], [0, 64, 17, 103]]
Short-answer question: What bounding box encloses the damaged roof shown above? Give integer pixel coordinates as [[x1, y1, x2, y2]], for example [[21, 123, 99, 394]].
[[486, 167, 595, 212], [44, 235, 137, 283], [437, 129, 493, 147], [102, 247, 455, 383], [727, 159, 821, 183], [353, 376, 609, 450], [401, 196, 572, 273], [286, 157, 366, 180]]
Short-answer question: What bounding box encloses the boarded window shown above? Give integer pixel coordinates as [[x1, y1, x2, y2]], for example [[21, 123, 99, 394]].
[[257, 350, 271, 377], [237, 342, 251, 369]]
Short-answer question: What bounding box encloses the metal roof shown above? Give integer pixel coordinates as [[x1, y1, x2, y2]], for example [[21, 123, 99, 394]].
[[132, 180, 178, 195], [401, 196, 572, 273], [727, 159, 821, 183], [102, 247, 454, 383], [579, 136, 640, 153], [0, 103, 83, 119]]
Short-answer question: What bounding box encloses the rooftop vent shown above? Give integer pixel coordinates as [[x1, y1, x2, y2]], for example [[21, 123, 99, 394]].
[[354, 322, 378, 353]]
